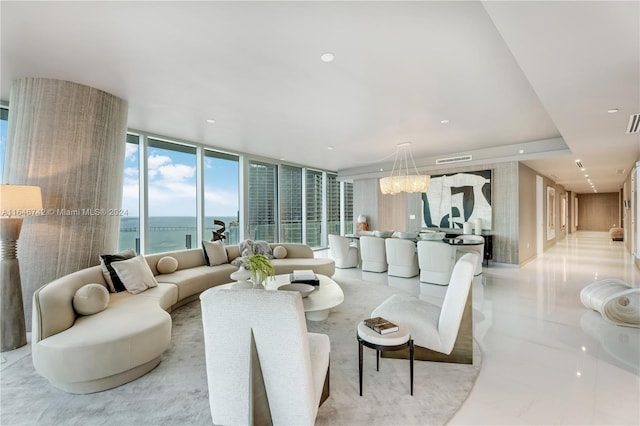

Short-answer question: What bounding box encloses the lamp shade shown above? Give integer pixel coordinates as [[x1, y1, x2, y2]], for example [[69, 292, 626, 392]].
[[0, 185, 43, 217], [357, 214, 367, 224]]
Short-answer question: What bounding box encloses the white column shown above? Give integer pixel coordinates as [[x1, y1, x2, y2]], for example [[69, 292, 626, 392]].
[[3, 78, 128, 328]]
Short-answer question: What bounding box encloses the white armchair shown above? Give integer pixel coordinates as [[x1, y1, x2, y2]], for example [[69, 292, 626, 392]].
[[328, 234, 359, 269], [417, 240, 457, 285], [455, 235, 484, 276], [200, 289, 330, 425], [359, 236, 388, 272], [372, 253, 476, 355], [385, 238, 419, 278]]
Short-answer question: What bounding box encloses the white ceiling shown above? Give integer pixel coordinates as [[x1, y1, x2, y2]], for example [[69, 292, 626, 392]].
[[1, 1, 638, 193]]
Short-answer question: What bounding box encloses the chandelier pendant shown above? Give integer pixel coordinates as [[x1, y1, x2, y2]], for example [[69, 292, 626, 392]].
[[379, 142, 430, 195]]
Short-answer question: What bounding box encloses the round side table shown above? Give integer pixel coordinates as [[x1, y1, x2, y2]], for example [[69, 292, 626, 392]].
[[357, 320, 414, 396]]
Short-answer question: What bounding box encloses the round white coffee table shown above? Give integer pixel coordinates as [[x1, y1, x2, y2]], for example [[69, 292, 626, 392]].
[[219, 273, 344, 321]]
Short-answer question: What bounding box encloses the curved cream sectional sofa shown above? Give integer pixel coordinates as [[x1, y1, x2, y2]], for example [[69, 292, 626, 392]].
[[32, 243, 335, 394]]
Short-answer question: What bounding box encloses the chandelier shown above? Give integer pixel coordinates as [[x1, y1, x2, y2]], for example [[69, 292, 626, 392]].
[[379, 142, 430, 195]]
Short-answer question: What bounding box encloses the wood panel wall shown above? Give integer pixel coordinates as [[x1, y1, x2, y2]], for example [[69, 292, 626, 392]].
[[577, 193, 621, 231]]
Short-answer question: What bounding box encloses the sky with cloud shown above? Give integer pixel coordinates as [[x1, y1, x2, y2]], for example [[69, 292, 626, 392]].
[[122, 143, 239, 218], [0, 121, 239, 219]]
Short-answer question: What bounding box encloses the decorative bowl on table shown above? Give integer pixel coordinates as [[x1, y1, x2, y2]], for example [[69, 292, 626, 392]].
[[278, 283, 316, 298], [396, 231, 419, 239], [419, 231, 446, 240], [373, 230, 394, 238]]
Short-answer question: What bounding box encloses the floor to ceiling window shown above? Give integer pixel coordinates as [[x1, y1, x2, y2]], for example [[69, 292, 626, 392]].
[[204, 150, 240, 245], [114, 130, 353, 253], [146, 138, 197, 253], [279, 165, 303, 243], [326, 173, 341, 241], [119, 133, 141, 252], [305, 169, 324, 248], [248, 160, 277, 242], [343, 181, 354, 235]]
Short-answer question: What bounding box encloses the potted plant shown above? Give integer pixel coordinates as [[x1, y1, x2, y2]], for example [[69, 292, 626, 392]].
[[245, 254, 275, 288]]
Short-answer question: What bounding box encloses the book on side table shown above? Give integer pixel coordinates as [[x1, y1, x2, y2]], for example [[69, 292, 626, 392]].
[[290, 269, 320, 286], [364, 316, 399, 334]]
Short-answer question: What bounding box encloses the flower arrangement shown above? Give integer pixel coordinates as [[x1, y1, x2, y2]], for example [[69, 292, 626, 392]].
[[244, 254, 275, 283]]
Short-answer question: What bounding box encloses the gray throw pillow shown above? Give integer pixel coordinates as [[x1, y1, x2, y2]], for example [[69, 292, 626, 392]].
[[253, 240, 274, 259], [238, 239, 255, 257]]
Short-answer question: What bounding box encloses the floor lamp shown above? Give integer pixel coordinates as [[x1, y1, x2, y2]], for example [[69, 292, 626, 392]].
[[1, 185, 42, 352]]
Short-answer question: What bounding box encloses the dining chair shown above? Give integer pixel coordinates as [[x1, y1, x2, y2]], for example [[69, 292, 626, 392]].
[[328, 234, 359, 269], [385, 238, 418, 278], [360, 236, 387, 272]]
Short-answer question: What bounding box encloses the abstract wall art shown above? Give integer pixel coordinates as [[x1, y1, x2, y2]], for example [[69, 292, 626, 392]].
[[422, 170, 492, 230]]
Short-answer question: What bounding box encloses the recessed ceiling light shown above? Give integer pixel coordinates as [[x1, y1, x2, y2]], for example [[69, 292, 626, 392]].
[[581, 168, 586, 171], [206, 119, 216, 124], [584, 174, 589, 177], [280, 157, 285, 161], [320, 52, 335, 63], [440, 119, 449, 124], [519, 149, 525, 154], [607, 108, 619, 113], [327, 146, 334, 150]]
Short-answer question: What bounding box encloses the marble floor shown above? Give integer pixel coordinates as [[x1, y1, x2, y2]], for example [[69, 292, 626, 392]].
[[2, 231, 638, 425], [328, 231, 640, 425]]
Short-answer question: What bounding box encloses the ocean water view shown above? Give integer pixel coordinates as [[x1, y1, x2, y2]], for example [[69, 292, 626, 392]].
[[119, 216, 240, 254]]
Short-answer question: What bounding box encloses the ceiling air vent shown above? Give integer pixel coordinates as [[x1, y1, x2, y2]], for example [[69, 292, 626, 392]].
[[435, 155, 472, 165], [628, 113, 640, 134]]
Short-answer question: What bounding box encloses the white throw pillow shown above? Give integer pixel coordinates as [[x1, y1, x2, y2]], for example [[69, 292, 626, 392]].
[[273, 245, 287, 259], [202, 240, 229, 266], [110, 255, 159, 294], [157, 256, 178, 274], [73, 283, 110, 315], [99, 248, 136, 292]]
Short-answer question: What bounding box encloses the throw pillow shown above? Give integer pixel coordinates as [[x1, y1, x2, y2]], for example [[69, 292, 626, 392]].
[[202, 240, 229, 266], [100, 248, 137, 292], [73, 283, 110, 316], [253, 240, 274, 259], [231, 256, 245, 267], [273, 245, 287, 259], [157, 256, 179, 274], [238, 239, 255, 257], [110, 255, 159, 294]]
